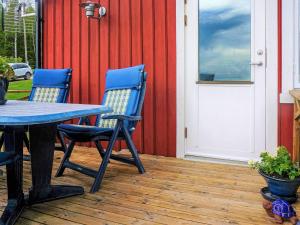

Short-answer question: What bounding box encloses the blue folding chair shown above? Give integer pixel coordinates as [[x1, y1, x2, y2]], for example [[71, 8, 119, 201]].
[[0, 69, 72, 152], [28, 69, 72, 104], [56, 65, 146, 193]]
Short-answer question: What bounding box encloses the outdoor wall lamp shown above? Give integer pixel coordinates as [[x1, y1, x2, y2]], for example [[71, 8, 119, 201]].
[[80, 1, 106, 20]]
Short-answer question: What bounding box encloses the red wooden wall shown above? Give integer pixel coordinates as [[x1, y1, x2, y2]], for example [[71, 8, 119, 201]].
[[42, 0, 177, 157], [279, 104, 293, 152]]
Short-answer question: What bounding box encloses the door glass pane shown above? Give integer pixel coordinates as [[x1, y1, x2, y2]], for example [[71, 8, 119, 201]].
[[199, 0, 251, 82]]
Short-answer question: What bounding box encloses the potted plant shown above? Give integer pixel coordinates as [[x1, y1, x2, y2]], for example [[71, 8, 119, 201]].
[[0, 56, 21, 104], [249, 146, 300, 198]]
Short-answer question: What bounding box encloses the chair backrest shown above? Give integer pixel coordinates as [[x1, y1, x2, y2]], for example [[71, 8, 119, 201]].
[[29, 69, 72, 103], [96, 65, 147, 131]]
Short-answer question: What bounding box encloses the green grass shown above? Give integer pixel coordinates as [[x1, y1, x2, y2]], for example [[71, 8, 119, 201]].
[[6, 79, 32, 100]]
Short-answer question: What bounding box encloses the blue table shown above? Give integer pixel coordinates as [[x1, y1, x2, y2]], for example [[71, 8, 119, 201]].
[[0, 101, 111, 225]]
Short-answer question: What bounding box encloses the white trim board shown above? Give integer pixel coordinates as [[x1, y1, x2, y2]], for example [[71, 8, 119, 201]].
[[176, 0, 185, 159], [265, 0, 278, 151], [281, 0, 297, 103], [176, 0, 278, 160], [184, 154, 249, 167]]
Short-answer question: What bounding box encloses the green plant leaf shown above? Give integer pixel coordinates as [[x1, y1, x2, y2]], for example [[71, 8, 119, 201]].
[[248, 146, 300, 180]]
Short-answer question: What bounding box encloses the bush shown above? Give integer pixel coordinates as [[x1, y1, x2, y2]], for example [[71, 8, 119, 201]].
[[0, 56, 23, 79], [249, 146, 300, 180]]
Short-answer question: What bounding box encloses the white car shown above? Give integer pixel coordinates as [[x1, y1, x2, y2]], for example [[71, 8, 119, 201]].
[[8, 63, 33, 80]]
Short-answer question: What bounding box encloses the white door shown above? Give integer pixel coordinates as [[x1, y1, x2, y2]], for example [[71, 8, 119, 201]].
[[185, 0, 267, 161]]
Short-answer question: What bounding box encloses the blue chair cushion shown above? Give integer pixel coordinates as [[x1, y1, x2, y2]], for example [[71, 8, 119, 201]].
[[97, 65, 145, 129], [98, 89, 132, 128], [58, 124, 114, 141], [0, 152, 15, 166], [29, 68, 72, 103], [31, 87, 61, 103], [105, 65, 144, 90], [33, 69, 72, 88]]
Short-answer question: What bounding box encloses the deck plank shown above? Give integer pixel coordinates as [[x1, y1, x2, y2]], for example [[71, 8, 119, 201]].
[[0, 146, 295, 224]]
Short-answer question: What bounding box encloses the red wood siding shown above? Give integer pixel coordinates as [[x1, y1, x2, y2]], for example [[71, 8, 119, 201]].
[[279, 104, 293, 153], [42, 0, 177, 157]]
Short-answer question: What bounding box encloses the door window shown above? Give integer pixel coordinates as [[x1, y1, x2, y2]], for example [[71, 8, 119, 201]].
[[199, 0, 251, 82]]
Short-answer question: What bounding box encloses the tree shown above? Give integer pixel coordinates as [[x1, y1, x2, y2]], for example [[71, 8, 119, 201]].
[[0, 0, 36, 68]]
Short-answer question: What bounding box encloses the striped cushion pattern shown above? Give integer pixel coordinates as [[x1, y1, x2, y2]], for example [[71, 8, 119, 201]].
[[98, 89, 131, 128], [32, 87, 60, 103]]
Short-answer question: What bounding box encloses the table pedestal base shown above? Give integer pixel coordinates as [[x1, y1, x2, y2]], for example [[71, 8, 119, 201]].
[[1, 124, 84, 225], [27, 185, 84, 205], [1, 197, 24, 225], [1, 127, 24, 225]]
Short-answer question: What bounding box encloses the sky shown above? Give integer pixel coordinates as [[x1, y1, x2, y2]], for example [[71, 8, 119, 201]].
[[199, 0, 251, 81], [2, 0, 35, 9], [200, 0, 250, 13]]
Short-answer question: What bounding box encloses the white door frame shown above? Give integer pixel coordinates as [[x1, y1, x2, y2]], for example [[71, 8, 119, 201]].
[[176, 0, 278, 159]]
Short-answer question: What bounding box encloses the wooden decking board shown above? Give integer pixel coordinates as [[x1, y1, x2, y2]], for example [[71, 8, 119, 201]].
[[14, 217, 43, 225], [73, 194, 211, 224], [0, 161, 276, 224], [112, 174, 262, 199], [80, 190, 267, 225], [91, 190, 266, 225], [100, 171, 263, 198], [0, 172, 278, 224], [67, 149, 264, 184], [0, 147, 296, 224], [96, 175, 262, 206], [65, 153, 264, 192], [95, 182, 270, 222], [21, 209, 82, 225], [56, 162, 263, 197], [44, 199, 192, 225], [140, 162, 261, 180], [29, 204, 124, 225], [22, 160, 262, 206], [74, 157, 264, 185]]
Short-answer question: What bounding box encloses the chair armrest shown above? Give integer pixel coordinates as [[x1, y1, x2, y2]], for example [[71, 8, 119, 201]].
[[102, 115, 142, 121], [78, 117, 91, 125]]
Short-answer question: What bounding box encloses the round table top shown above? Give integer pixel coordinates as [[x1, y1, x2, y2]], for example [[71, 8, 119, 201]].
[[0, 100, 112, 126]]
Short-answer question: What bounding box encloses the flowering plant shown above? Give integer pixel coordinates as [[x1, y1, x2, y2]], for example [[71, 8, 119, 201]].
[[249, 146, 300, 180], [0, 56, 22, 80]]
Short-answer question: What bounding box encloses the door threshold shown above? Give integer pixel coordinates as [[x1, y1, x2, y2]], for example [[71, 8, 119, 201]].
[[184, 154, 248, 167]]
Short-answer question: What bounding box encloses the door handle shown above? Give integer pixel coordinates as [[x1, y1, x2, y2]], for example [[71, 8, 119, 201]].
[[249, 61, 263, 66]]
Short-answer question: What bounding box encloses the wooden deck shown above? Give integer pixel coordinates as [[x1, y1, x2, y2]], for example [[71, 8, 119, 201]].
[[0, 146, 298, 225]]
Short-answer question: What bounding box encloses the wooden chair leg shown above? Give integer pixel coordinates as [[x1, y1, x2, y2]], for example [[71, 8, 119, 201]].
[[90, 123, 121, 193], [55, 140, 75, 177], [122, 126, 145, 174]]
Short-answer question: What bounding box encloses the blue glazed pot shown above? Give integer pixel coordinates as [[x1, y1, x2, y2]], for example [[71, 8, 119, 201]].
[[259, 170, 300, 197]]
